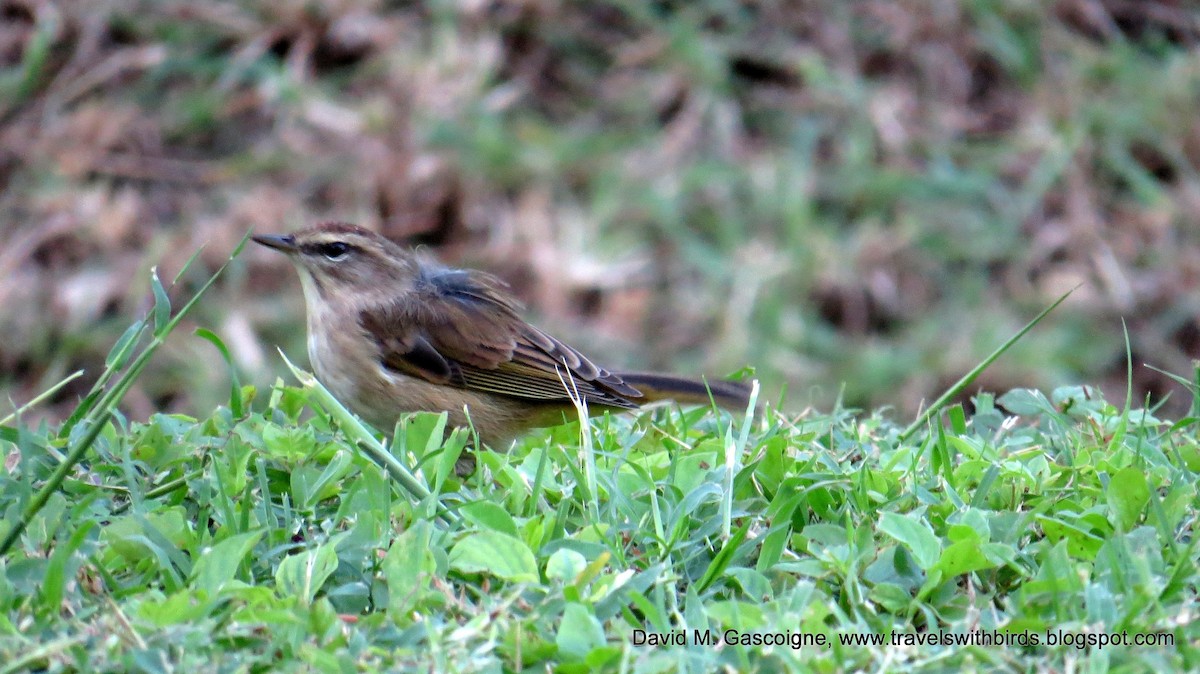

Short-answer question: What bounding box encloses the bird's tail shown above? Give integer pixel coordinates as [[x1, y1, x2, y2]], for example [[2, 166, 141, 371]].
[[617, 371, 754, 412]]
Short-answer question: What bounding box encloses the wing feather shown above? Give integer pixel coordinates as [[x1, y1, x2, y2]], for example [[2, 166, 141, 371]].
[[358, 262, 642, 408]]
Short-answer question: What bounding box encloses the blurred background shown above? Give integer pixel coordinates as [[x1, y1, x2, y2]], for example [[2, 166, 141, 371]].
[[3, 0, 1200, 425]]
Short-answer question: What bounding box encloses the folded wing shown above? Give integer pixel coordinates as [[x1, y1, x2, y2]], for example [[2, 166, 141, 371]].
[[358, 264, 642, 409]]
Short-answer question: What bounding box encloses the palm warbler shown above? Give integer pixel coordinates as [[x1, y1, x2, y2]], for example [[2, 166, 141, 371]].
[[254, 223, 751, 448]]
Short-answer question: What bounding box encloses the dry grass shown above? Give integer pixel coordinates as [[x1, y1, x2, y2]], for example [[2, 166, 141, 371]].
[[3, 0, 1200, 423]]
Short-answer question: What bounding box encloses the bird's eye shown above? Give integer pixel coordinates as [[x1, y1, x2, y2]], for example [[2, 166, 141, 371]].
[[318, 242, 350, 260]]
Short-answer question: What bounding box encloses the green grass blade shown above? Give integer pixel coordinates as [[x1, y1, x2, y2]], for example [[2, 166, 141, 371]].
[[0, 234, 249, 556], [0, 370, 83, 427], [150, 266, 171, 332], [195, 327, 244, 418], [900, 286, 1077, 441], [0, 410, 112, 555], [277, 350, 458, 526], [722, 379, 760, 540]]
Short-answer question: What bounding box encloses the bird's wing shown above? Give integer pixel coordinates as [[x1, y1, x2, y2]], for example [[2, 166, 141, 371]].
[[357, 264, 642, 409]]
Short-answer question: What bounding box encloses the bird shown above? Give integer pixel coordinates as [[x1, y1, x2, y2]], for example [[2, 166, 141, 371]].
[[253, 222, 752, 453]]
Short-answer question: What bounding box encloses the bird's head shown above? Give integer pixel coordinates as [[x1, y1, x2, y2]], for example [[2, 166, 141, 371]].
[[253, 222, 419, 305]]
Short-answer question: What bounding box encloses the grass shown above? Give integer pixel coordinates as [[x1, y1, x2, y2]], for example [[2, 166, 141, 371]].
[[0, 264, 1196, 672], [4, 3, 1200, 671]]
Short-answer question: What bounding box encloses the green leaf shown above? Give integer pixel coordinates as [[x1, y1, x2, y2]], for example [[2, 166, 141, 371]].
[[879, 512, 941, 571], [137, 590, 221, 627], [935, 538, 995, 577], [870, 583, 913, 612], [150, 266, 171, 333], [194, 328, 243, 418], [261, 423, 316, 460], [275, 543, 339, 604], [384, 521, 436, 621], [996, 388, 1052, 416], [293, 450, 354, 508], [1107, 466, 1150, 531], [555, 603, 606, 661], [396, 411, 447, 457], [461, 501, 518, 537], [545, 549, 587, 583], [449, 531, 537, 583], [106, 322, 146, 369], [39, 521, 96, 619], [190, 530, 263, 595], [707, 600, 766, 630], [103, 508, 193, 564], [697, 520, 750, 592], [756, 525, 790, 573], [1037, 515, 1104, 560], [434, 425, 468, 490]]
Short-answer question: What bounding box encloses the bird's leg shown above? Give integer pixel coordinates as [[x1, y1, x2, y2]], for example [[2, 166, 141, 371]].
[[454, 451, 477, 477], [446, 425, 478, 477]]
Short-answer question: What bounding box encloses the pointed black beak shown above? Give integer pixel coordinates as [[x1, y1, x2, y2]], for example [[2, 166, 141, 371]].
[[252, 233, 298, 253]]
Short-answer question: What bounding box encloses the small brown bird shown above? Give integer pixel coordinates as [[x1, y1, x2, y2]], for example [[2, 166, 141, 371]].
[[254, 223, 751, 450]]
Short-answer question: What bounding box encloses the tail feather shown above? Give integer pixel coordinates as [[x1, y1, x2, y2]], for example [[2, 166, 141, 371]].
[[616, 371, 753, 411]]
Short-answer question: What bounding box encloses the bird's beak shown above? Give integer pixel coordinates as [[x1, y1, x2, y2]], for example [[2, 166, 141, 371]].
[[252, 233, 298, 253]]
